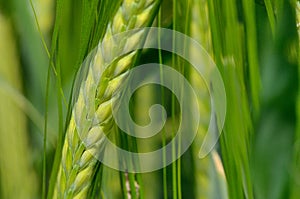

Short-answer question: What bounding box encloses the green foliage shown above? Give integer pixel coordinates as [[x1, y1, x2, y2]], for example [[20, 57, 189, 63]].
[[0, 0, 299, 198], [252, 1, 299, 198]]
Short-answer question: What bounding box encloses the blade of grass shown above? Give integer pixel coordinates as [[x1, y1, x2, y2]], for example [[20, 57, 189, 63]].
[[207, 0, 255, 199], [264, 0, 276, 35], [242, 0, 261, 117]]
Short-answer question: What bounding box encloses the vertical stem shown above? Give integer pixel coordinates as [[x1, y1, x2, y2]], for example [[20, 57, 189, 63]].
[[158, 8, 168, 199], [177, 1, 191, 198], [172, 0, 178, 198], [128, 173, 137, 199], [119, 130, 131, 199], [264, 0, 276, 36], [120, 172, 129, 199], [42, 51, 51, 199]]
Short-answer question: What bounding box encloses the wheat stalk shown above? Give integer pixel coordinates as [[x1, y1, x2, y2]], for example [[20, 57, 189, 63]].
[[53, 0, 160, 198]]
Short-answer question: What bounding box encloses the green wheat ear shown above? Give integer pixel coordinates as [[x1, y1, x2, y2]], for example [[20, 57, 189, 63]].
[[53, 0, 160, 198]]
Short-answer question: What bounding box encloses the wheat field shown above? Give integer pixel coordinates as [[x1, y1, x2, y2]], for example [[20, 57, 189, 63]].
[[0, 0, 299, 199]]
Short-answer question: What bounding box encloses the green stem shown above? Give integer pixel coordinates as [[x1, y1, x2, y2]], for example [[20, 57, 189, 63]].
[[158, 7, 168, 199], [264, 0, 276, 36], [176, 1, 191, 198], [128, 173, 137, 199], [120, 172, 129, 199], [172, 0, 178, 198]]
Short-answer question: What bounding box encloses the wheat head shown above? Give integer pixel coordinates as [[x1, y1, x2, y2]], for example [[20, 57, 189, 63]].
[[53, 0, 160, 198]]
